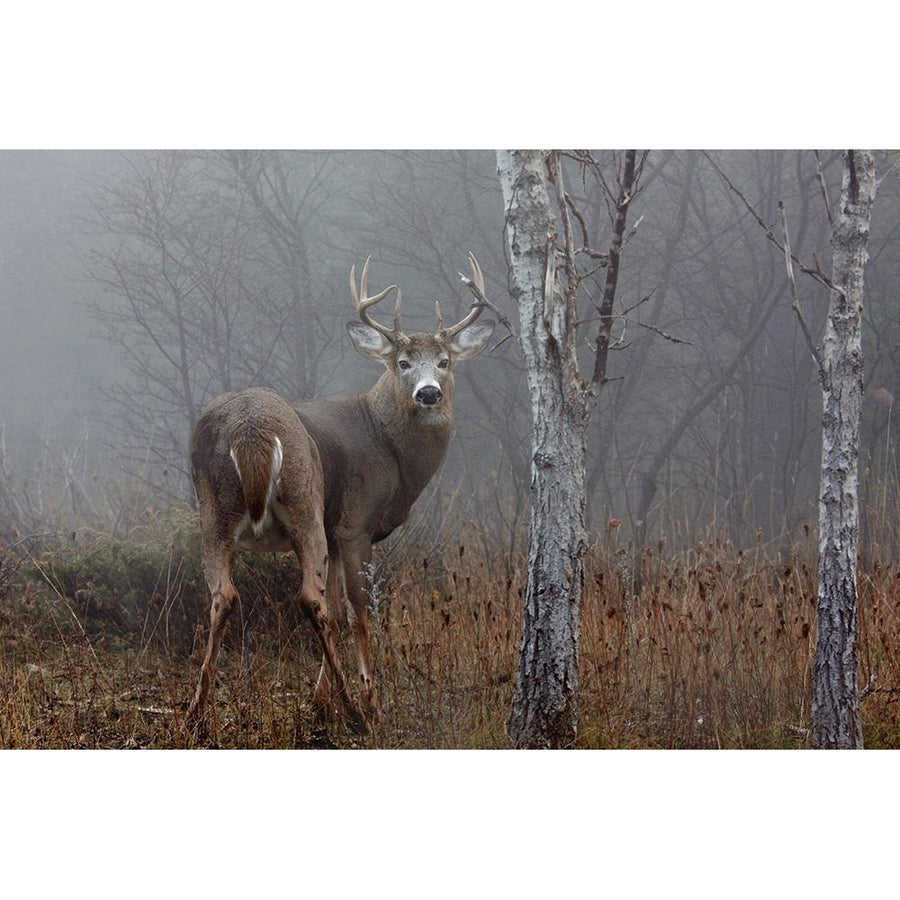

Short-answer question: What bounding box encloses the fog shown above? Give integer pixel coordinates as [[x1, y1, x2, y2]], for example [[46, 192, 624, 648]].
[[3, 149, 899, 555], [1, 151, 113, 440]]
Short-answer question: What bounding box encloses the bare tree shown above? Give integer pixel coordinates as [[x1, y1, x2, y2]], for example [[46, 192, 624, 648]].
[[810, 150, 876, 748], [497, 149, 644, 748], [215, 150, 343, 399], [714, 149, 878, 747], [83, 151, 342, 498]]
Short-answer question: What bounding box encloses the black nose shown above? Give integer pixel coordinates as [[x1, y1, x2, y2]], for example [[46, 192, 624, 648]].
[[415, 385, 442, 406]]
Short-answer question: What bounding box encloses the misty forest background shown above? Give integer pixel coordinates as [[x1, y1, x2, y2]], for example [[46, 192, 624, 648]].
[[4, 148, 900, 749], [5, 149, 900, 554], [7, 0, 900, 887]]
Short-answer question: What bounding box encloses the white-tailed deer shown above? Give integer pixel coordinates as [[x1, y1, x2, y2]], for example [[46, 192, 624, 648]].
[[186, 254, 494, 731]]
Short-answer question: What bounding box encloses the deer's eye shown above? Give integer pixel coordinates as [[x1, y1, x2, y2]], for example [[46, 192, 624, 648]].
[[398, 359, 411, 370], [438, 358, 450, 369]]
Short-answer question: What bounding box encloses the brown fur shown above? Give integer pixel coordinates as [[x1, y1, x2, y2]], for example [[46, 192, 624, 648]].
[[186, 387, 362, 732], [186, 259, 494, 734]]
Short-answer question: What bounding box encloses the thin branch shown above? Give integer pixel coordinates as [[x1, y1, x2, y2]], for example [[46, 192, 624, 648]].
[[490, 331, 516, 353], [814, 150, 834, 227], [703, 151, 836, 294], [457, 269, 518, 342], [876, 152, 900, 186], [621, 213, 644, 252], [780, 201, 826, 381], [632, 320, 693, 345], [576, 247, 610, 264], [619, 290, 654, 317], [565, 193, 591, 250], [546, 150, 582, 339]]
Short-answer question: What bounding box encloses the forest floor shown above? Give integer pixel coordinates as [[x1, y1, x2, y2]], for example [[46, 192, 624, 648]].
[[3, 513, 900, 749]]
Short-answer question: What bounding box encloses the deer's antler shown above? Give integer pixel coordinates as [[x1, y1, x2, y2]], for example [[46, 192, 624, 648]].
[[350, 257, 402, 339], [437, 253, 488, 337]]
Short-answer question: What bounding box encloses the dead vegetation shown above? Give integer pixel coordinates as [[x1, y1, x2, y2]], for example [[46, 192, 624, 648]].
[[3, 510, 900, 749]]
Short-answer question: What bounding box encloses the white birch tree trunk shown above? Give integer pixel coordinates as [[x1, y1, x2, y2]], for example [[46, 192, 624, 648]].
[[813, 150, 876, 749], [497, 149, 590, 748]]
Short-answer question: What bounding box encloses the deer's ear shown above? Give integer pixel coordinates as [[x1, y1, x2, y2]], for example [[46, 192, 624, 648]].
[[448, 321, 494, 361], [347, 321, 394, 364]]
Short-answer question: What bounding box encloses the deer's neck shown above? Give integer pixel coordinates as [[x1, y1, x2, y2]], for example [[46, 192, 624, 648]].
[[366, 371, 453, 486]]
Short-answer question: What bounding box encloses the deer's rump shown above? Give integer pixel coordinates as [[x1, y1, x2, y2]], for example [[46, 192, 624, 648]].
[[191, 387, 326, 553]]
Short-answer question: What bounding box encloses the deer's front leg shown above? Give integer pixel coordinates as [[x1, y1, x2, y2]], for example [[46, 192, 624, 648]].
[[313, 552, 346, 715], [295, 531, 365, 733]]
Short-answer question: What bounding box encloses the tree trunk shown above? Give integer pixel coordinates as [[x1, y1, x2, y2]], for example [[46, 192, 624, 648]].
[[812, 150, 876, 749], [497, 150, 590, 748]]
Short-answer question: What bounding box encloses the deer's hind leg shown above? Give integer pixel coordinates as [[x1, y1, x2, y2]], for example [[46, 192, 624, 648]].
[[187, 492, 241, 731]]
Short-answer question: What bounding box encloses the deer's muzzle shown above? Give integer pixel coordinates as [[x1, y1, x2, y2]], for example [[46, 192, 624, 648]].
[[415, 384, 442, 406]]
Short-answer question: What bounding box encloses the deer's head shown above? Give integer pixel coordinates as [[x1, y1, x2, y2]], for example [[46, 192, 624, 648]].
[[346, 255, 494, 420]]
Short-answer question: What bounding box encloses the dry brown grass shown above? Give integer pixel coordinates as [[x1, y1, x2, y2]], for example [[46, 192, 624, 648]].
[[3, 521, 900, 749]]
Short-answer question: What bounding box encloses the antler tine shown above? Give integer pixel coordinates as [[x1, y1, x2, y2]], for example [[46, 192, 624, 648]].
[[434, 299, 444, 332], [466, 252, 486, 297], [443, 252, 488, 337], [350, 256, 400, 338]]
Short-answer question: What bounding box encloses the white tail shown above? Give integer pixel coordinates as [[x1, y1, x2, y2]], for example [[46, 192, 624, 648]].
[[186, 255, 494, 733], [230, 433, 283, 537]]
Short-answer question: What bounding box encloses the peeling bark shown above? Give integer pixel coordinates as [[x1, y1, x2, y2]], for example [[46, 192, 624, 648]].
[[498, 150, 590, 748], [812, 150, 876, 749]]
